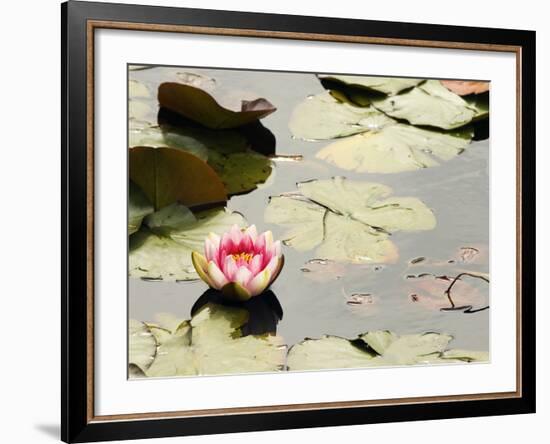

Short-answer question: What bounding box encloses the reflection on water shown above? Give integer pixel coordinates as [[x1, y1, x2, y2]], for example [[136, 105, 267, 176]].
[[129, 66, 489, 353]]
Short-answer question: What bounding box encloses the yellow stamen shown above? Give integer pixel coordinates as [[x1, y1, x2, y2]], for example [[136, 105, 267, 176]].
[[232, 252, 254, 263]]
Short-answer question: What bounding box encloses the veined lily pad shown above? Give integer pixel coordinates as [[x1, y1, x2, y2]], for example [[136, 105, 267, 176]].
[[441, 80, 490, 96], [129, 205, 246, 281], [129, 146, 227, 210], [287, 330, 488, 371], [131, 303, 286, 377], [319, 75, 423, 96], [289, 91, 395, 140], [264, 177, 435, 264], [371, 80, 476, 130], [128, 181, 154, 235], [158, 78, 276, 129], [316, 123, 473, 173]]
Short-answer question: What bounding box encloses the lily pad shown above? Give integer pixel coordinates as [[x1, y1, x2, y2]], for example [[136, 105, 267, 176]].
[[129, 206, 246, 281], [319, 75, 423, 96], [265, 177, 435, 264], [287, 330, 488, 371], [371, 80, 476, 130], [128, 320, 156, 372], [129, 123, 273, 196], [129, 146, 227, 210], [316, 123, 473, 173], [128, 181, 154, 235], [158, 79, 276, 129], [133, 303, 286, 377], [289, 91, 395, 140]]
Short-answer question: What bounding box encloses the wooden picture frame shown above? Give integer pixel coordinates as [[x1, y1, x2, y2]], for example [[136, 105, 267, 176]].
[[62, 1, 536, 442]]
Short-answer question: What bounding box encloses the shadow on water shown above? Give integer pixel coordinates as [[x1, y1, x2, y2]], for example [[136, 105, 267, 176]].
[[157, 107, 276, 156], [191, 289, 283, 336]]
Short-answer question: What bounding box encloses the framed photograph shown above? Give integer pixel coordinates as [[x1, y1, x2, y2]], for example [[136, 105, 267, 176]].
[[62, 1, 536, 442]]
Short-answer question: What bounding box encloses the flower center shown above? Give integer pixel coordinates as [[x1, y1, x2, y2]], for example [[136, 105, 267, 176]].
[[232, 252, 254, 263]]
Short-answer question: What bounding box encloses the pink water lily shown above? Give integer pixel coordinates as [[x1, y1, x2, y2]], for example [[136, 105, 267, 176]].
[[191, 225, 284, 301]]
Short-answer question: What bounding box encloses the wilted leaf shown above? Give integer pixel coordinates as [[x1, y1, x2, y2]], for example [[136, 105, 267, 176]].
[[316, 123, 472, 173], [289, 91, 395, 140], [129, 206, 246, 281], [158, 79, 276, 129], [265, 177, 435, 264], [129, 146, 227, 210], [128, 181, 154, 235], [287, 330, 487, 371], [371, 80, 476, 129], [134, 303, 286, 377], [441, 80, 490, 96], [319, 75, 423, 96]]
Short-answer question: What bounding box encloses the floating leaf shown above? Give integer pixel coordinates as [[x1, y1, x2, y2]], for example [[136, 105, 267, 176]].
[[132, 303, 286, 377], [316, 123, 472, 173], [129, 206, 246, 281], [130, 122, 273, 195], [129, 146, 227, 210], [265, 177, 435, 264], [128, 320, 156, 372], [319, 75, 423, 96], [158, 80, 276, 129], [371, 80, 476, 129], [129, 79, 151, 98], [287, 330, 487, 371], [128, 181, 154, 235], [289, 91, 394, 140], [441, 80, 490, 96]]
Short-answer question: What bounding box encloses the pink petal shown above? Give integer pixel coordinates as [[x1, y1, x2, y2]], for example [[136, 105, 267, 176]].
[[207, 261, 228, 289], [207, 232, 221, 249], [223, 255, 238, 281], [234, 266, 253, 287], [264, 256, 279, 276], [254, 232, 265, 254], [246, 269, 271, 296], [230, 225, 243, 247], [220, 232, 234, 254], [204, 238, 218, 263], [267, 256, 284, 286], [273, 240, 282, 258], [244, 225, 258, 243], [249, 254, 263, 275]]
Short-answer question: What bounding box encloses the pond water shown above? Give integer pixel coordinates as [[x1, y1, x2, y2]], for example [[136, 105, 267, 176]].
[[129, 66, 489, 352]]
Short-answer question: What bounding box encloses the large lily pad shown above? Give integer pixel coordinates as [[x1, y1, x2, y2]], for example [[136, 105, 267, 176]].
[[316, 123, 473, 173], [158, 77, 276, 129], [289, 91, 395, 140], [287, 330, 488, 371], [319, 75, 423, 96], [129, 123, 273, 196], [131, 303, 286, 377], [371, 80, 476, 130], [129, 205, 246, 281], [129, 146, 227, 210], [264, 177, 435, 264], [128, 181, 154, 235]]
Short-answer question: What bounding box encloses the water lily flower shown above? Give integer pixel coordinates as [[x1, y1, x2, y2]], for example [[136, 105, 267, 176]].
[[191, 225, 284, 301]]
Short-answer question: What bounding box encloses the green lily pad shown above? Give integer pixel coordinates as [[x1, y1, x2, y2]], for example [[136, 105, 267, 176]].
[[129, 146, 227, 210], [129, 123, 272, 196], [319, 75, 423, 96], [132, 303, 286, 377], [264, 177, 435, 264], [128, 181, 154, 235], [158, 78, 276, 129], [129, 206, 246, 281], [128, 320, 156, 372], [316, 123, 473, 173], [371, 80, 476, 130], [287, 330, 488, 371], [289, 91, 395, 140]]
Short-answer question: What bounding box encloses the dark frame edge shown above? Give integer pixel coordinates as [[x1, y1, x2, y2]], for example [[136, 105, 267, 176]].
[[61, 1, 536, 442]]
